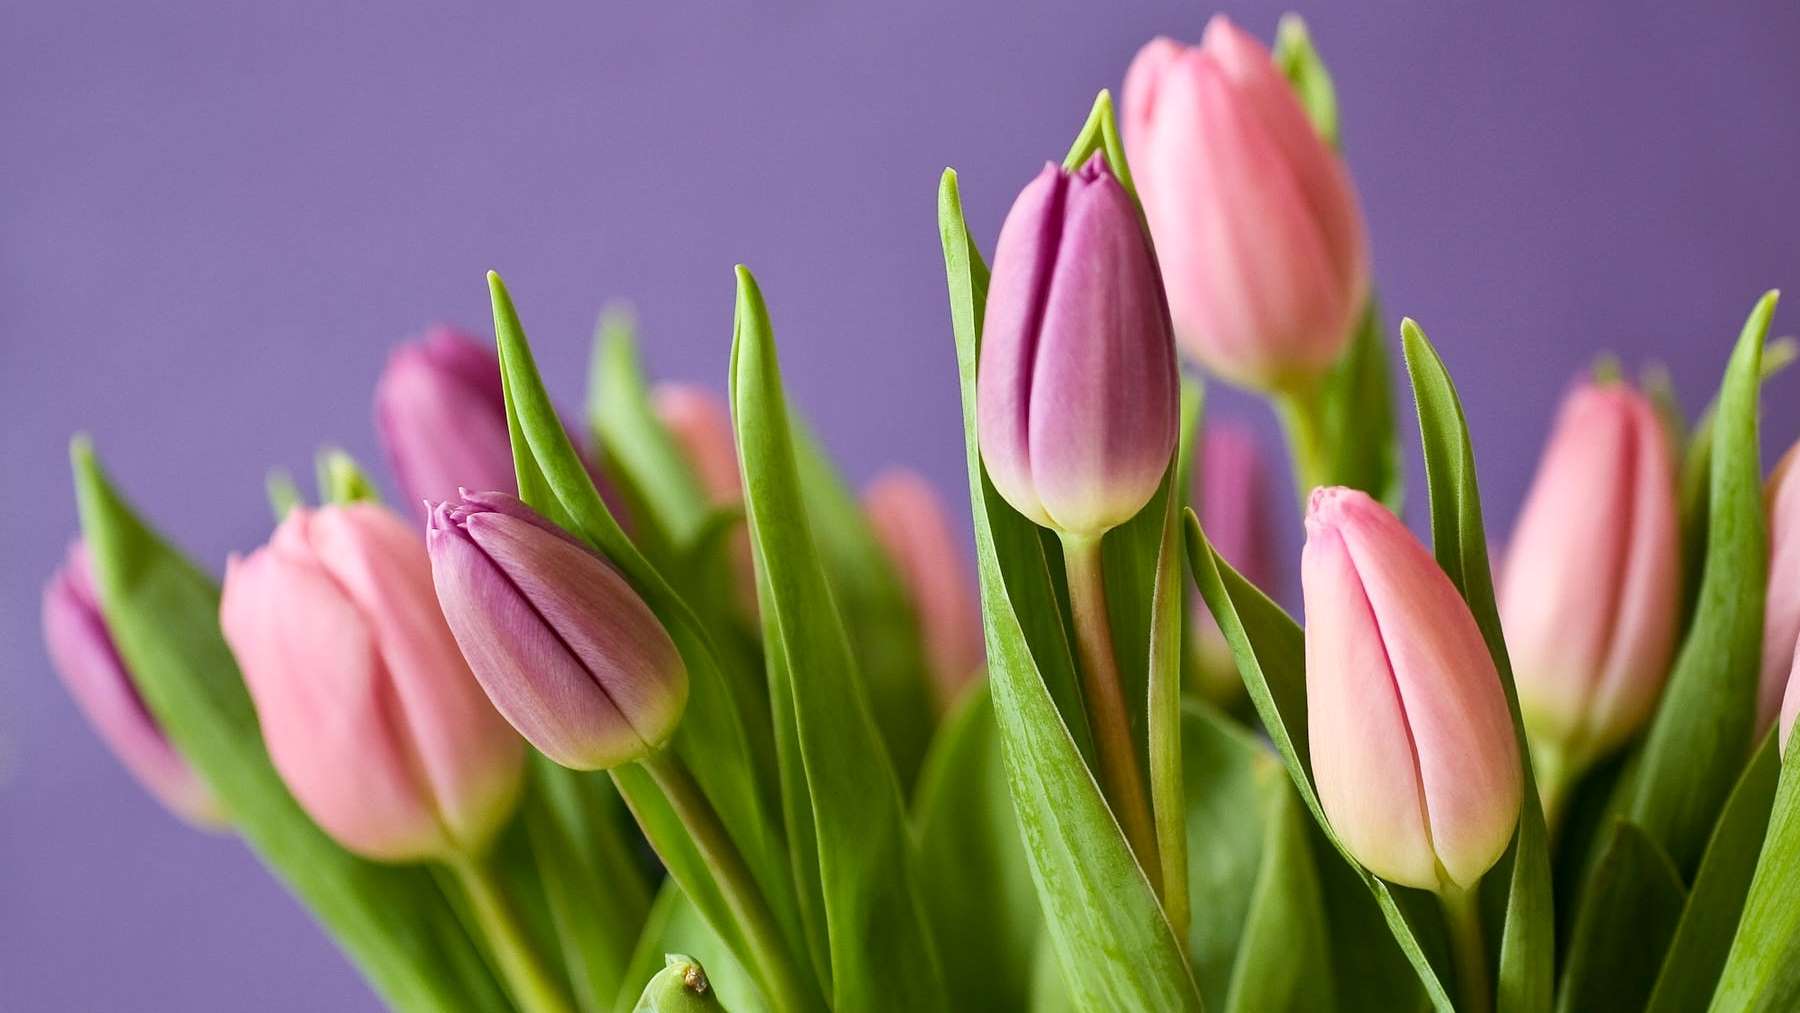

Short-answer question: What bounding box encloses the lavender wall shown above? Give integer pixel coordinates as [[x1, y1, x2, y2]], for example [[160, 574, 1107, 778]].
[[6, 2, 1799, 1008]]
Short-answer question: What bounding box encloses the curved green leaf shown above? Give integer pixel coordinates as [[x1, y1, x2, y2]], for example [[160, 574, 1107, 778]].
[[940, 169, 1202, 1010], [1317, 299, 1402, 510], [1709, 728, 1800, 1011], [1224, 779, 1335, 1013], [729, 266, 947, 1011], [71, 440, 508, 1013], [1400, 319, 1553, 1013], [1555, 822, 1685, 1012]]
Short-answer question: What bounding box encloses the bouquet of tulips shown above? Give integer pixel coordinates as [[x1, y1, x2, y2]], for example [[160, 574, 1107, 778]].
[[42, 14, 1800, 1012]]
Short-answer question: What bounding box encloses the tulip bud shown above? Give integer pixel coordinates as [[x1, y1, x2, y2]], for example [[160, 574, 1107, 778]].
[[376, 327, 518, 515], [653, 383, 743, 508], [1759, 441, 1800, 735], [1123, 16, 1370, 391], [863, 469, 985, 706], [42, 542, 225, 828], [1303, 487, 1521, 891], [976, 154, 1179, 537], [1499, 380, 1680, 773], [428, 490, 688, 771], [1191, 422, 1275, 702], [220, 504, 524, 862]]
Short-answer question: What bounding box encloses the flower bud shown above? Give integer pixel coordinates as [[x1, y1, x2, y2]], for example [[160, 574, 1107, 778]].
[[1123, 16, 1370, 391], [43, 542, 225, 828], [653, 383, 743, 508], [220, 504, 524, 862], [1191, 422, 1275, 702], [1759, 441, 1800, 735], [376, 327, 518, 515], [863, 469, 985, 705], [1499, 380, 1679, 767], [1303, 487, 1521, 891], [428, 490, 688, 770], [976, 154, 1179, 537]]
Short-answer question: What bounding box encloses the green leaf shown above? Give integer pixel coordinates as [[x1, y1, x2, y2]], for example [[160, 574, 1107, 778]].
[[315, 446, 382, 505], [1223, 775, 1336, 1013], [70, 438, 507, 1013], [729, 265, 948, 1011], [1317, 299, 1402, 510], [1710, 728, 1800, 1010], [1273, 13, 1339, 148], [913, 683, 1040, 1010], [1311, 816, 1432, 1013], [1625, 292, 1776, 875], [1646, 735, 1781, 1012], [1400, 318, 1554, 1013], [619, 884, 764, 1013], [1555, 822, 1687, 1012], [1150, 382, 1202, 940], [487, 272, 800, 1004], [265, 468, 304, 520], [1061, 90, 1136, 199], [1184, 513, 1454, 1011], [940, 169, 1202, 1010]]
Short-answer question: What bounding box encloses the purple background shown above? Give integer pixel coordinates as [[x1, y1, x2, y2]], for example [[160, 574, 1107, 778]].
[[6, 2, 1800, 1008]]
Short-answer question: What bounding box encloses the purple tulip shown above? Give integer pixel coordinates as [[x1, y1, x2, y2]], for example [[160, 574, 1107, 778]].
[[428, 491, 688, 771], [1191, 421, 1275, 702], [376, 327, 518, 516], [43, 542, 225, 829], [976, 154, 1180, 537]]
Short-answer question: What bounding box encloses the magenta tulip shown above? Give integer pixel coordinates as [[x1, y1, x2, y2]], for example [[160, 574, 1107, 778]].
[[1191, 422, 1275, 702], [863, 469, 985, 706], [1499, 380, 1679, 787], [976, 154, 1179, 537], [1304, 487, 1521, 891], [428, 491, 688, 771], [1759, 441, 1800, 736], [221, 504, 524, 862], [43, 542, 224, 828], [376, 327, 518, 515], [1123, 16, 1370, 392]]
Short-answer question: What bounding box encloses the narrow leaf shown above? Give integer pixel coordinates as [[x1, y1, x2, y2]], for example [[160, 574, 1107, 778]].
[[1555, 822, 1686, 1013]]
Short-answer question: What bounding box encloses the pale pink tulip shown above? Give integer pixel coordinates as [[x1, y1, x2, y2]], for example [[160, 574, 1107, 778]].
[[221, 504, 524, 862], [1304, 487, 1521, 891], [1123, 16, 1369, 391], [1500, 380, 1679, 768], [653, 383, 743, 507], [1760, 441, 1800, 735], [863, 469, 985, 706]]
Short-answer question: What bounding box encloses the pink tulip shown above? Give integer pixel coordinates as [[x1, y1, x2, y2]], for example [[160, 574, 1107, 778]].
[[1123, 16, 1370, 392], [221, 504, 524, 862], [863, 469, 985, 706], [1303, 487, 1521, 891], [42, 542, 225, 828], [1191, 422, 1275, 701], [1759, 441, 1800, 736], [1499, 380, 1679, 771], [1780, 641, 1800, 757], [977, 154, 1179, 536], [376, 327, 518, 515], [653, 383, 743, 507]]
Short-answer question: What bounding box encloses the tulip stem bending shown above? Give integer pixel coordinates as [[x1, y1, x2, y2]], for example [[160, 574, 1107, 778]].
[[640, 750, 817, 1013], [1439, 880, 1491, 1013], [1275, 389, 1331, 504], [1058, 532, 1161, 885], [449, 853, 577, 1013]]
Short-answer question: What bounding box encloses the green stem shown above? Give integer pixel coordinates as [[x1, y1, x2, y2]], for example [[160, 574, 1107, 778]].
[[1275, 387, 1331, 506], [449, 853, 577, 1013], [1440, 881, 1492, 1013], [1533, 743, 1578, 847], [640, 750, 818, 1013], [1059, 532, 1160, 886]]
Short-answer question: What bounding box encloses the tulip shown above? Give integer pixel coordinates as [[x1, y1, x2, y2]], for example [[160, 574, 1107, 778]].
[[1122, 16, 1370, 392], [1190, 421, 1275, 703], [653, 383, 743, 508], [376, 327, 518, 514], [976, 153, 1179, 538], [221, 504, 524, 862], [863, 469, 985, 706], [1759, 441, 1800, 736], [428, 490, 688, 771], [1499, 380, 1679, 812], [42, 542, 224, 828], [1780, 643, 1800, 758], [1303, 487, 1521, 892]]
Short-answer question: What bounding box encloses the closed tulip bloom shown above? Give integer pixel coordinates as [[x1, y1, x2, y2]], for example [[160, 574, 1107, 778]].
[[43, 542, 224, 828], [1304, 487, 1521, 891], [221, 505, 524, 862], [1191, 422, 1275, 702], [1759, 442, 1800, 735], [653, 383, 743, 507], [976, 154, 1179, 537], [863, 469, 985, 705], [428, 491, 688, 771], [376, 327, 518, 514], [1123, 16, 1370, 391]]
